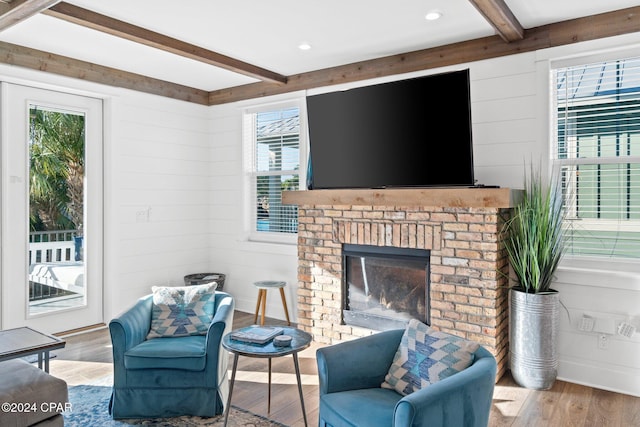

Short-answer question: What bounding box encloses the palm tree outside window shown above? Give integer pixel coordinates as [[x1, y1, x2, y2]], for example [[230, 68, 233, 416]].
[[28, 107, 86, 306]]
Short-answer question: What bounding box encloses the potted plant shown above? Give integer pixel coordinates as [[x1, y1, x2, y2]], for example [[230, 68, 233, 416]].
[[503, 168, 565, 390]]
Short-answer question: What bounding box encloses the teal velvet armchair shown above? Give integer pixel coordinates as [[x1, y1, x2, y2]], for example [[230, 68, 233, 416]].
[[316, 329, 496, 427], [108, 291, 234, 419]]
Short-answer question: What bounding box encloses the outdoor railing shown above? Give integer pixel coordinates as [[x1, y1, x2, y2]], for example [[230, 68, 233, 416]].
[[29, 230, 77, 264], [28, 229, 81, 302]]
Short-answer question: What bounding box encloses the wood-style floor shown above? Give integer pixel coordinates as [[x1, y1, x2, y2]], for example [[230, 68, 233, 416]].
[[50, 311, 640, 427]]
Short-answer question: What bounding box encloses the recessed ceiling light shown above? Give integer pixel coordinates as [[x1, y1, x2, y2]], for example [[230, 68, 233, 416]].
[[425, 11, 442, 21], [298, 42, 312, 51]]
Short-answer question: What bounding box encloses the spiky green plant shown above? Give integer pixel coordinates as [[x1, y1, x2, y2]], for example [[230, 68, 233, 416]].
[[504, 169, 565, 294], [29, 109, 85, 232]]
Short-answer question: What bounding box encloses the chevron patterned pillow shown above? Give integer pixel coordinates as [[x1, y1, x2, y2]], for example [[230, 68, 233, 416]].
[[146, 283, 217, 339], [382, 319, 480, 396]]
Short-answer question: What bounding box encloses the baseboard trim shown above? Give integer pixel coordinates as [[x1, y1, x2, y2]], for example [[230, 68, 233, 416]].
[[55, 323, 107, 337]]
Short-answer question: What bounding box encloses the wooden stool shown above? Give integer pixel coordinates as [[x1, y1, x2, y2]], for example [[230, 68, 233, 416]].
[[253, 280, 291, 326]]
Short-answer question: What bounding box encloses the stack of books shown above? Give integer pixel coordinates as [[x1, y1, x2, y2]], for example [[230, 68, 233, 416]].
[[230, 326, 284, 344]]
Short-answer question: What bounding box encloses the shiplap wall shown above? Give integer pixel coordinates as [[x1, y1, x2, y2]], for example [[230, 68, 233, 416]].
[[207, 100, 299, 322], [206, 54, 546, 320], [0, 30, 637, 396], [209, 34, 640, 396], [105, 93, 214, 317], [0, 64, 215, 321]]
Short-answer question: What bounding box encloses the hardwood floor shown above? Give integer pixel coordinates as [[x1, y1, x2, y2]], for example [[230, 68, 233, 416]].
[[50, 311, 640, 427]]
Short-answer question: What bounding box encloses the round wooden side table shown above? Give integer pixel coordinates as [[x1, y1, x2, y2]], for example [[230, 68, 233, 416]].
[[222, 326, 311, 427], [253, 280, 291, 325]]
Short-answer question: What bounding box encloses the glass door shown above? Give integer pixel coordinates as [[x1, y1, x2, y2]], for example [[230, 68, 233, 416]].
[[28, 106, 87, 316], [1, 83, 103, 333]]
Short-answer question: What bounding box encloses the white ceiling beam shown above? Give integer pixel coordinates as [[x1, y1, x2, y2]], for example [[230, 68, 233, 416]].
[[0, 0, 60, 31], [468, 0, 524, 42]]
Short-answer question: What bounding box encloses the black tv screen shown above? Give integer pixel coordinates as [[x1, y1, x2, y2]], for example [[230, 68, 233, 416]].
[[306, 69, 474, 189]]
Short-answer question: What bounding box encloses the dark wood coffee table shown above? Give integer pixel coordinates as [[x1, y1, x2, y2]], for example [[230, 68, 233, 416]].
[[222, 326, 312, 427], [0, 327, 66, 372]]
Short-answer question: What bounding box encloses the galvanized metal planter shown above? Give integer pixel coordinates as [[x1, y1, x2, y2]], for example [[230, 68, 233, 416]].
[[509, 288, 559, 390]]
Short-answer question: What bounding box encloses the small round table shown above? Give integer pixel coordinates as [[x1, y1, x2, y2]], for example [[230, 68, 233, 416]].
[[222, 326, 311, 427], [253, 280, 291, 326]]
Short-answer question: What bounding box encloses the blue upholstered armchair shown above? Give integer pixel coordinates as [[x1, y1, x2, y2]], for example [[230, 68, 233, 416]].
[[316, 329, 496, 427], [108, 291, 234, 419]]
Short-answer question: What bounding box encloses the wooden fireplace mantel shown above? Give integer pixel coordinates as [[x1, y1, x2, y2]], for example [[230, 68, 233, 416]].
[[283, 187, 521, 208]]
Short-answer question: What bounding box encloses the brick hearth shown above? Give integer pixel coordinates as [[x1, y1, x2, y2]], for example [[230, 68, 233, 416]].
[[283, 188, 519, 380]]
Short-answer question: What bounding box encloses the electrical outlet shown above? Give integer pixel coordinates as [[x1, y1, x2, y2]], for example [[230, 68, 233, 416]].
[[579, 315, 595, 332], [598, 334, 609, 350], [617, 322, 637, 338]]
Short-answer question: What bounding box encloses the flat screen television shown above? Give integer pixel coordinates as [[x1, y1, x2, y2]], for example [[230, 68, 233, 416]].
[[306, 69, 474, 189]]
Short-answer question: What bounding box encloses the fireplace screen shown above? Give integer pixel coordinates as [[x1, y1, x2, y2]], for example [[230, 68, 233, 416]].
[[343, 244, 430, 331]]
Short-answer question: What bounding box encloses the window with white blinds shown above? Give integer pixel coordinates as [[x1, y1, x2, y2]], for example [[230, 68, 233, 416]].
[[248, 106, 300, 236], [553, 57, 640, 258]]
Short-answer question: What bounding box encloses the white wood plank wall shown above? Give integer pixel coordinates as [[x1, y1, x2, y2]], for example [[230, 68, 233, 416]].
[[208, 34, 640, 396], [0, 29, 637, 396]]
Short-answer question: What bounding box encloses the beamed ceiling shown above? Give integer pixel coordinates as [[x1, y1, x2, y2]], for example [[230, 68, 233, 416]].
[[0, 0, 639, 105]]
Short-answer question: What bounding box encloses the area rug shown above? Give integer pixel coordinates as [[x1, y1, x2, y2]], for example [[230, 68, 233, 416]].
[[64, 384, 288, 427]]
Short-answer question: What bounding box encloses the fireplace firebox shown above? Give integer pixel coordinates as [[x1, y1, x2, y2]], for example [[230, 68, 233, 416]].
[[342, 244, 430, 331]]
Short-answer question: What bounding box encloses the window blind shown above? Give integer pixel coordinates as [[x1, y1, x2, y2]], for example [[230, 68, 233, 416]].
[[252, 107, 300, 234], [554, 58, 640, 258]]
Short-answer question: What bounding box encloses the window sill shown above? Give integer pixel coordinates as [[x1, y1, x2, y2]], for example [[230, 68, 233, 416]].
[[556, 256, 640, 291], [238, 234, 298, 256]]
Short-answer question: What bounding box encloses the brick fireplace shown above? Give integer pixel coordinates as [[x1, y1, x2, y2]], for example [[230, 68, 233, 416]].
[[282, 187, 519, 380]]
